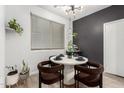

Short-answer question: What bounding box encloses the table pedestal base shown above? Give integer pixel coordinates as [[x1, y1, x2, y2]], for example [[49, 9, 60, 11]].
[[64, 65, 75, 85]]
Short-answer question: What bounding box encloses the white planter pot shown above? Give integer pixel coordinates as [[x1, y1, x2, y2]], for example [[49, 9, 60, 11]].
[[6, 73, 19, 86]]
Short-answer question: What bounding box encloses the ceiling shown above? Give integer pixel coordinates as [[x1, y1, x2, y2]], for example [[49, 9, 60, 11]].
[[38, 5, 111, 21]]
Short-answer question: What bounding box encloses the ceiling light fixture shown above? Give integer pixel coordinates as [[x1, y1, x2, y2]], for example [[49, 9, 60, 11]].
[[54, 5, 83, 16]]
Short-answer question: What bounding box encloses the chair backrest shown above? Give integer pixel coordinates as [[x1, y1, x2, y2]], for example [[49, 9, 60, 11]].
[[37, 61, 64, 73], [87, 61, 104, 75], [75, 61, 104, 78]]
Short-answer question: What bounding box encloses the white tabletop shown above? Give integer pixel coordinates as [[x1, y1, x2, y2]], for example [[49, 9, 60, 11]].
[[50, 55, 88, 65]]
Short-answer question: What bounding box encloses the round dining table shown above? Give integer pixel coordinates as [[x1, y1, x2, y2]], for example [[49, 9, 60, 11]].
[[50, 55, 88, 86]]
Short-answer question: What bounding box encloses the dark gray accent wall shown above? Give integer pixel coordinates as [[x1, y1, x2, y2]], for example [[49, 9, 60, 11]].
[[73, 5, 124, 64]]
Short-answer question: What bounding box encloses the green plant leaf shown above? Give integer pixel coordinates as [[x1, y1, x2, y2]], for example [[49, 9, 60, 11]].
[[8, 18, 23, 34]]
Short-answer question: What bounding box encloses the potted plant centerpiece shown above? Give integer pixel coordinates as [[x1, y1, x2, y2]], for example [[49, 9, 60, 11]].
[[66, 40, 74, 58], [6, 65, 19, 87], [72, 32, 81, 56], [66, 32, 79, 58], [19, 60, 30, 83]]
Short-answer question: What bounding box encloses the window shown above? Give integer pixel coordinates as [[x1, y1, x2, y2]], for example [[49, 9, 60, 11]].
[[31, 13, 65, 50]]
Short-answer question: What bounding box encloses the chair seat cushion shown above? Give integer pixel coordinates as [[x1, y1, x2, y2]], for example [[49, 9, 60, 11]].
[[75, 72, 101, 87], [41, 72, 63, 85]]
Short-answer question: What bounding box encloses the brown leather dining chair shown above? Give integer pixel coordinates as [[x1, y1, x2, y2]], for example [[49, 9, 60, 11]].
[[37, 61, 64, 88], [74, 61, 104, 88]]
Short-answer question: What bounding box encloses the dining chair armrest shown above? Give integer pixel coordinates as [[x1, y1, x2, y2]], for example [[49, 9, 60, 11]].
[[87, 61, 100, 68], [51, 64, 64, 72], [50, 62, 58, 66], [74, 65, 96, 74], [38, 63, 64, 73], [39, 61, 50, 66], [80, 62, 89, 67]]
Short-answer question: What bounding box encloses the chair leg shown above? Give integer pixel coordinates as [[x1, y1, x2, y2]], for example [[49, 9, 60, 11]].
[[77, 81, 79, 88], [77, 70, 79, 88], [39, 81, 42, 88], [60, 80, 62, 88], [99, 79, 103, 88], [99, 84, 102, 88], [39, 72, 41, 88], [75, 80, 76, 88], [62, 79, 64, 88], [39, 82, 41, 88], [99, 74, 103, 88]]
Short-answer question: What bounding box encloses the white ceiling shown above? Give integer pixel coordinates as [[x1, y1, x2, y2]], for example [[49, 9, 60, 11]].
[[38, 5, 111, 21]]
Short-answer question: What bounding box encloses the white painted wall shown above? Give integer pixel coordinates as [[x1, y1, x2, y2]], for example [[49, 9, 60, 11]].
[[0, 5, 5, 88], [104, 18, 124, 77], [5, 5, 72, 75]]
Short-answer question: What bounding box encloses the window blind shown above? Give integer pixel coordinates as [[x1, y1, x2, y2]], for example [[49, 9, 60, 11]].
[[31, 14, 64, 50]]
